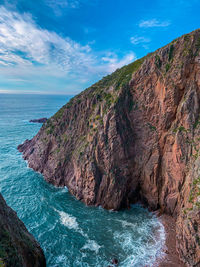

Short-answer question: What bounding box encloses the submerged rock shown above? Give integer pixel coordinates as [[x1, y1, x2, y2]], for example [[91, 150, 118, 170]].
[[0, 193, 46, 267], [29, 118, 48, 123], [18, 29, 200, 266], [111, 258, 118, 265]]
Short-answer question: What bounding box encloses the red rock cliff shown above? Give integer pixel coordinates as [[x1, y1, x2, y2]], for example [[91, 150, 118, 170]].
[[18, 29, 200, 266]]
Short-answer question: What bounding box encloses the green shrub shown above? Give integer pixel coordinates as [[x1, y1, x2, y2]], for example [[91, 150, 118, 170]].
[[54, 108, 64, 120], [189, 192, 194, 203], [194, 117, 200, 129], [147, 123, 156, 131], [155, 55, 162, 68], [184, 34, 190, 41], [95, 115, 100, 120], [168, 44, 174, 61], [195, 36, 200, 49], [165, 63, 170, 72], [128, 98, 134, 112], [178, 126, 187, 132]]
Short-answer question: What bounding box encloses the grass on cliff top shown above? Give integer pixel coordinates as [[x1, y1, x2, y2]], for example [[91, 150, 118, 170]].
[[56, 29, 200, 115], [47, 29, 200, 128], [48, 52, 152, 124], [89, 52, 152, 93]]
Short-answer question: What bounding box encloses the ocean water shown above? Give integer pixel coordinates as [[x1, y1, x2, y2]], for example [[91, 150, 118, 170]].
[[0, 94, 165, 267]]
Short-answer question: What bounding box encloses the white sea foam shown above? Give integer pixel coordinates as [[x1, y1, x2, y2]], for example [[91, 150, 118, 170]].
[[55, 209, 79, 230], [55, 208, 102, 256], [55, 186, 69, 195], [114, 217, 166, 267], [82, 240, 101, 253], [54, 254, 69, 266], [117, 219, 136, 228], [55, 208, 88, 238]]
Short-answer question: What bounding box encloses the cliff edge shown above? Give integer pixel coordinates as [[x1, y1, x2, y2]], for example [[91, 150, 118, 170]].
[[0, 193, 46, 267], [18, 29, 200, 266]]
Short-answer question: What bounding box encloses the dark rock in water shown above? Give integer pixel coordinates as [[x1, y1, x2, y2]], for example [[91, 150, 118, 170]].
[[18, 28, 200, 266], [29, 118, 48, 123], [0, 193, 46, 267], [112, 258, 119, 265]]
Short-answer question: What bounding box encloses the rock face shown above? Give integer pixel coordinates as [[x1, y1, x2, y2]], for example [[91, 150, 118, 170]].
[[18, 29, 200, 266], [0, 193, 46, 267]]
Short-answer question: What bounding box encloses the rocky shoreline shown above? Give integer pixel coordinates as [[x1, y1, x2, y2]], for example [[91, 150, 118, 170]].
[[158, 214, 186, 267]]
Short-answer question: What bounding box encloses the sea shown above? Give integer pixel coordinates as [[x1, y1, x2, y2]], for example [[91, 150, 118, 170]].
[[0, 93, 165, 267]]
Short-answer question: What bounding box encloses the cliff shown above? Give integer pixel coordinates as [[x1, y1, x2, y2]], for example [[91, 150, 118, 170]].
[[0, 193, 46, 267], [18, 29, 200, 266]]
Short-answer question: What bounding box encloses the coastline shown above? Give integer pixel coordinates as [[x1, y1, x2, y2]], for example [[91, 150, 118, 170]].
[[157, 214, 186, 267]]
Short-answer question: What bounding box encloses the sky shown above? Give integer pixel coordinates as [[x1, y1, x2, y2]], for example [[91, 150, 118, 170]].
[[0, 0, 199, 95]]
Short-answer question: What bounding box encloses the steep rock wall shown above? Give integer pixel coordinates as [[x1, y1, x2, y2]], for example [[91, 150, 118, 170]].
[[18, 29, 200, 266]]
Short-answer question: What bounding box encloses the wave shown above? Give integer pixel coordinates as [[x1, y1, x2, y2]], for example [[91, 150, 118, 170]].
[[81, 240, 101, 254], [55, 209, 88, 237], [55, 208, 102, 258], [117, 219, 136, 228], [113, 218, 166, 267], [54, 209, 79, 231]]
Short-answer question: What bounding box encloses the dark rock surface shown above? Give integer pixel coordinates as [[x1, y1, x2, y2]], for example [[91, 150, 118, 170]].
[[18, 29, 200, 266], [29, 118, 48, 123], [111, 258, 118, 265], [0, 193, 46, 267]]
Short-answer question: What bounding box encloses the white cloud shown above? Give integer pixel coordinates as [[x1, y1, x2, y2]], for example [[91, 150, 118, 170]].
[[0, 6, 136, 94], [101, 52, 136, 73], [0, 6, 95, 71], [130, 36, 150, 45], [46, 0, 76, 8], [139, 19, 170, 28], [0, 6, 136, 74], [45, 0, 99, 15], [45, 0, 79, 15]]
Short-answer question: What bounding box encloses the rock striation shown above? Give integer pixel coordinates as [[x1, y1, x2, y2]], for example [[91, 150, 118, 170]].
[[18, 29, 200, 266], [0, 193, 46, 267]]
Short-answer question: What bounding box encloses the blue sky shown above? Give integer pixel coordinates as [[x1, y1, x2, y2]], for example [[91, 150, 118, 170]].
[[0, 0, 199, 95]]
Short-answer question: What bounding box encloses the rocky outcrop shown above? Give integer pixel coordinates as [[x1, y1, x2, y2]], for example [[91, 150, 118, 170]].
[[18, 29, 200, 266], [0, 193, 46, 267], [29, 118, 48, 123]]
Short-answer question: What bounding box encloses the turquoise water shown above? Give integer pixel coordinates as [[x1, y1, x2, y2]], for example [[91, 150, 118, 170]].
[[0, 94, 165, 267]]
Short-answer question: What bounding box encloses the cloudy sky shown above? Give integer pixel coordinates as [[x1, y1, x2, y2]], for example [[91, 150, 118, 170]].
[[0, 0, 199, 95]]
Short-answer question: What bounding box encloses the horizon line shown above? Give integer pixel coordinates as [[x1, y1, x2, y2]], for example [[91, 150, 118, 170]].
[[0, 91, 75, 96]]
